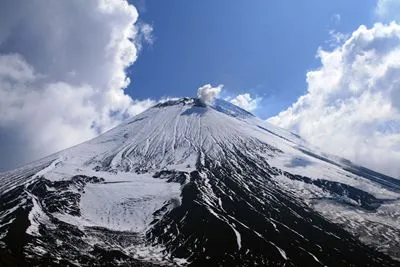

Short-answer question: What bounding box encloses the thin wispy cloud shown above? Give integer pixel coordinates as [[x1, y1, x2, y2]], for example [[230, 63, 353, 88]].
[[331, 13, 341, 24], [376, 0, 400, 21]]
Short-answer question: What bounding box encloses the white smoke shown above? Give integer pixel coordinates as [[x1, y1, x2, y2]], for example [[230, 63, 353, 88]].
[[197, 84, 223, 104]]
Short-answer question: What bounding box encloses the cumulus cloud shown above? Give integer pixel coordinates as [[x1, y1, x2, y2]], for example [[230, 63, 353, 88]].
[[0, 0, 155, 171], [227, 93, 261, 112], [268, 22, 400, 177], [197, 84, 223, 104]]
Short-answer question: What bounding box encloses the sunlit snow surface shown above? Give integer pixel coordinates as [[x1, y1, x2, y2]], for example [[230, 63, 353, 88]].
[[80, 173, 180, 232], [1, 98, 400, 265]]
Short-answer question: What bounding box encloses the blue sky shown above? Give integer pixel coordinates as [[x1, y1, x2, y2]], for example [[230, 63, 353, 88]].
[[128, 0, 376, 118], [1, 0, 400, 176]]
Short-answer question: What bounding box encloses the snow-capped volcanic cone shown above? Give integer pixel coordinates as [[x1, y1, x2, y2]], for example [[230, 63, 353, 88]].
[[1, 98, 400, 266]]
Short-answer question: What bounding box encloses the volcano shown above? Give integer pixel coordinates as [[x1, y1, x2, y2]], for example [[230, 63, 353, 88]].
[[0, 98, 399, 266]]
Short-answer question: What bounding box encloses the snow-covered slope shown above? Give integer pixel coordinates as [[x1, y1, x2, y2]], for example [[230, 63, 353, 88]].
[[0, 97, 399, 266]]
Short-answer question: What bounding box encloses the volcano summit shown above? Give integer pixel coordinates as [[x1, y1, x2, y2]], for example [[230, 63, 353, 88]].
[[0, 98, 399, 266]]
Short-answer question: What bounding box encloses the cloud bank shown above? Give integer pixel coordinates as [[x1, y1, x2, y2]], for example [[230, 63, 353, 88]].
[[268, 22, 400, 177], [0, 0, 154, 171]]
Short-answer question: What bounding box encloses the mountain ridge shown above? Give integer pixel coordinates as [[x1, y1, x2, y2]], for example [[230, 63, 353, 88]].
[[0, 97, 399, 266]]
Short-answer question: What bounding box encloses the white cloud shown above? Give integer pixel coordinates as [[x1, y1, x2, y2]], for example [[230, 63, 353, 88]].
[[196, 84, 261, 112], [197, 84, 223, 104], [376, 0, 400, 21], [268, 22, 400, 177], [140, 23, 154, 45], [227, 93, 261, 112], [135, 22, 154, 51], [0, 0, 155, 170]]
